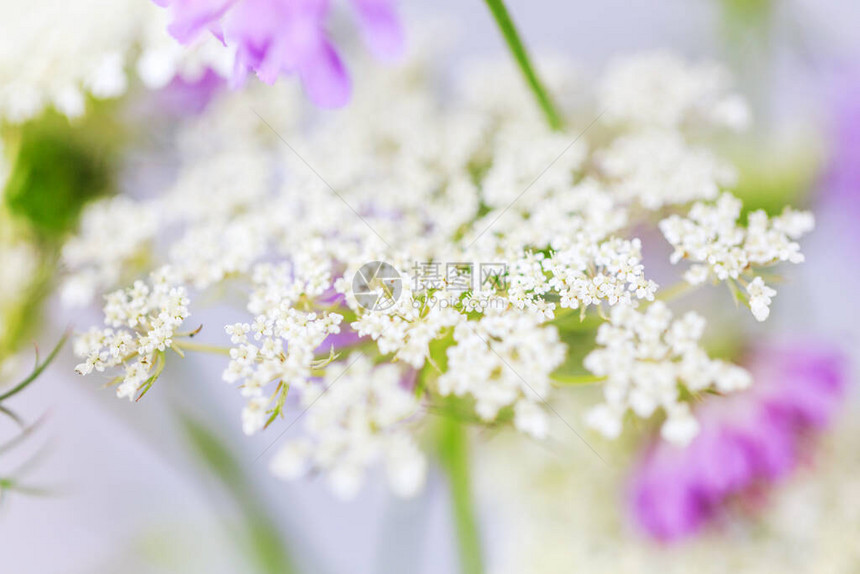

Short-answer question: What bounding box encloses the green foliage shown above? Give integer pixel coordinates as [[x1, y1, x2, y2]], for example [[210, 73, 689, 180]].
[[0, 255, 53, 361], [0, 334, 66, 504], [177, 413, 296, 574], [0, 332, 68, 403], [721, 0, 772, 26], [483, 0, 563, 131], [3, 109, 118, 240], [436, 416, 484, 574], [0, 104, 123, 357], [731, 140, 821, 216]]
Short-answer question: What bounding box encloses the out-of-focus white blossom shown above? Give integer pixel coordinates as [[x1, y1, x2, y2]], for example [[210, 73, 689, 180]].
[[479, 417, 860, 574], [600, 51, 750, 130], [0, 0, 231, 123], [61, 197, 159, 306], [598, 130, 737, 209]]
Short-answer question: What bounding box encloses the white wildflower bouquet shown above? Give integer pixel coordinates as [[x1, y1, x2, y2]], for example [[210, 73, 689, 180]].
[[65, 44, 812, 497], [4, 1, 846, 571]]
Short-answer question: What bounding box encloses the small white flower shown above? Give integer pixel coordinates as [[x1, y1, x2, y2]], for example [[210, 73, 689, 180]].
[[660, 193, 811, 322], [747, 277, 777, 322], [514, 401, 550, 440], [271, 356, 426, 499], [584, 302, 750, 444], [242, 397, 270, 436], [660, 404, 701, 446], [585, 404, 624, 440], [72, 268, 189, 400], [269, 440, 312, 480]]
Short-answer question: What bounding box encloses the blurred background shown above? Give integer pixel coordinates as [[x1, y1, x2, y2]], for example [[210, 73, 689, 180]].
[[1, 1, 858, 572]]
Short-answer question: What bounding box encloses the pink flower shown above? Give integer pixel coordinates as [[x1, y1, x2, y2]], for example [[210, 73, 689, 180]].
[[824, 69, 860, 214], [628, 342, 846, 542], [154, 0, 404, 108], [156, 68, 226, 115]]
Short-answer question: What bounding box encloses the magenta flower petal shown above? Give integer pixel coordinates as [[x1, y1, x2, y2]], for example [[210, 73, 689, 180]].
[[160, 0, 236, 43], [298, 41, 352, 107], [153, 0, 403, 107], [316, 328, 363, 355], [825, 69, 860, 214], [157, 68, 226, 115], [630, 454, 707, 541], [350, 0, 405, 60], [628, 341, 847, 543], [223, 0, 350, 106]]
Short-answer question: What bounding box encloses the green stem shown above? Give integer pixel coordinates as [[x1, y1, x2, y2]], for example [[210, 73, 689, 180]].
[[177, 413, 296, 574], [438, 418, 483, 574], [551, 374, 607, 386], [483, 0, 564, 131], [655, 281, 696, 302], [173, 340, 232, 356], [0, 331, 68, 403]]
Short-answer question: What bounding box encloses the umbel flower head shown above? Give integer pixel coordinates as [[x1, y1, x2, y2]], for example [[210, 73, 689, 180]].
[[153, 0, 405, 107], [67, 50, 814, 498]]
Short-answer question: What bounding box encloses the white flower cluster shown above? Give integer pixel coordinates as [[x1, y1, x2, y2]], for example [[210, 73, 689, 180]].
[[598, 130, 737, 209], [540, 236, 658, 312], [0, 0, 230, 124], [350, 293, 462, 369], [67, 49, 813, 494], [439, 312, 566, 439], [60, 197, 159, 306], [584, 302, 751, 446], [660, 193, 814, 321], [600, 51, 750, 130], [270, 355, 426, 499], [224, 263, 343, 436], [73, 267, 190, 400]]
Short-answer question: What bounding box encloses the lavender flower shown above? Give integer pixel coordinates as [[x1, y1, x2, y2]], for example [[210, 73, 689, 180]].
[[826, 72, 860, 207], [156, 68, 226, 115], [629, 342, 846, 542], [153, 0, 404, 107]]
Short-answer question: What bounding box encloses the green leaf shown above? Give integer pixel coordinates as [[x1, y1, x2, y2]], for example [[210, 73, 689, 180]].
[[176, 413, 296, 574], [0, 331, 68, 403]]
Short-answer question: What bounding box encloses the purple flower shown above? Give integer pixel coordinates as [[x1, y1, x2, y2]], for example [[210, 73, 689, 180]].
[[629, 342, 846, 542], [153, 0, 236, 44], [350, 0, 405, 61], [824, 70, 860, 214], [156, 68, 226, 115], [154, 0, 404, 108]]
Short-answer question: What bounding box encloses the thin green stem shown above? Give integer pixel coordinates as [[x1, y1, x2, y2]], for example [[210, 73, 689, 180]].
[[0, 331, 68, 403], [177, 413, 296, 574], [437, 418, 483, 574], [483, 0, 564, 131], [173, 340, 232, 356], [655, 281, 696, 303], [551, 374, 607, 386]]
